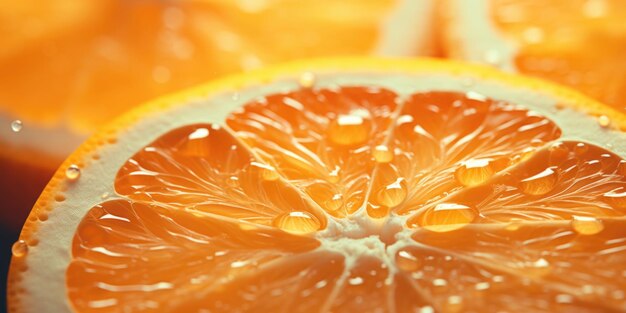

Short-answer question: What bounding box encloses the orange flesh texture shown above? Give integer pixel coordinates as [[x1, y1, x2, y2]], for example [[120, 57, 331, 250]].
[[490, 0, 626, 112], [0, 0, 394, 132], [67, 87, 626, 312]]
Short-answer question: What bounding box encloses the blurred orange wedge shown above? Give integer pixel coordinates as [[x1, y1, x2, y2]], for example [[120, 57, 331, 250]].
[[8, 58, 626, 312], [0, 0, 437, 229], [440, 0, 626, 113]]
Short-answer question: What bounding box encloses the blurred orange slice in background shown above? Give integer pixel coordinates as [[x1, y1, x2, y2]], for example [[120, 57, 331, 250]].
[[440, 0, 626, 112], [8, 58, 626, 312], [0, 0, 437, 229]]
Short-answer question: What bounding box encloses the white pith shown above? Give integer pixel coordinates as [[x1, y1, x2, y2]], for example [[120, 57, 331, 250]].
[[13, 64, 626, 313]]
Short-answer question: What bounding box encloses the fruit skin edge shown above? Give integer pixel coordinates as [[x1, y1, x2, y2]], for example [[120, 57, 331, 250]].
[[8, 57, 626, 313]]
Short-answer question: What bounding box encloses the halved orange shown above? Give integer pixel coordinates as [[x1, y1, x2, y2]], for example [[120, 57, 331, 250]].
[[0, 0, 437, 229], [8, 58, 626, 312], [440, 0, 626, 113]]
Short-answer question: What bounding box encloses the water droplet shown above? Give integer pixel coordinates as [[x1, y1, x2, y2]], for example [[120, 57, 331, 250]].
[[298, 72, 316, 88], [433, 278, 448, 287], [328, 113, 371, 146], [396, 114, 414, 126], [250, 162, 280, 181], [555, 294, 574, 304], [366, 203, 390, 219], [419, 306, 435, 313], [455, 158, 494, 187], [230, 260, 249, 268], [372, 145, 393, 163], [524, 258, 552, 277], [315, 280, 328, 289], [466, 91, 487, 101], [572, 215, 604, 235], [510, 147, 537, 166], [348, 276, 364, 286], [598, 115, 611, 128], [226, 176, 239, 187], [328, 167, 340, 183], [10, 120, 22, 132], [602, 187, 626, 210], [273, 211, 320, 234], [376, 178, 407, 207], [395, 249, 421, 271], [520, 167, 558, 195], [419, 203, 476, 232], [324, 193, 344, 212], [492, 275, 505, 283], [101, 192, 110, 199], [443, 295, 464, 313], [65, 165, 81, 181], [582, 284, 596, 295], [549, 142, 569, 159], [521, 146, 537, 159], [475, 282, 490, 291], [574, 142, 588, 155], [12, 240, 28, 257]]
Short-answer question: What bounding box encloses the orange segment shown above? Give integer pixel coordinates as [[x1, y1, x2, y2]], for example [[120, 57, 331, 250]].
[[375, 91, 561, 216], [409, 220, 626, 312], [227, 87, 399, 216], [176, 251, 346, 312], [115, 124, 325, 227], [412, 141, 626, 227], [68, 199, 320, 312]]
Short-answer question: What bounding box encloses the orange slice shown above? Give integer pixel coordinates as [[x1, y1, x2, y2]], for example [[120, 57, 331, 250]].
[[0, 0, 437, 229], [8, 58, 626, 312], [440, 0, 626, 113]]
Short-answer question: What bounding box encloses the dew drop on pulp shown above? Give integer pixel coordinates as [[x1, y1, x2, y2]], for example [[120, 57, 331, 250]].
[[419, 203, 476, 232], [520, 167, 557, 195], [273, 211, 320, 234], [395, 249, 421, 272], [376, 178, 407, 207], [572, 215, 604, 235], [372, 145, 393, 163], [455, 158, 494, 187], [66, 164, 81, 181]]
